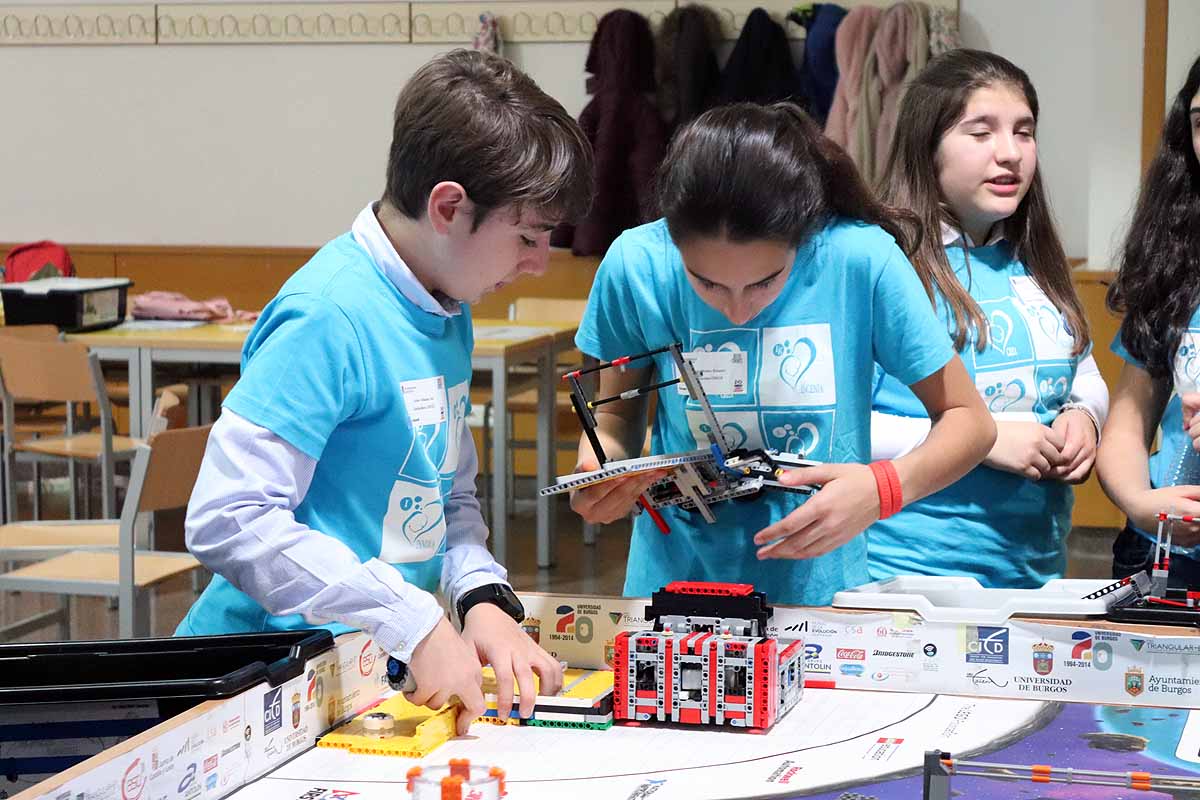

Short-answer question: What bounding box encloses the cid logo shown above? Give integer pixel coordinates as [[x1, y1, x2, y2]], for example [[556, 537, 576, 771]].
[[263, 687, 284, 734]]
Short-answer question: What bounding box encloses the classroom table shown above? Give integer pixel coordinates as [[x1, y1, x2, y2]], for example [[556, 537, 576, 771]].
[[68, 318, 579, 568]]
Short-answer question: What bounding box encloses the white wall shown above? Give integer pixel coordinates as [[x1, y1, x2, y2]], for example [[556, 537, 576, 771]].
[[1167, 1, 1200, 107], [2, 1, 1151, 260], [0, 40, 592, 246], [959, 0, 1144, 267]]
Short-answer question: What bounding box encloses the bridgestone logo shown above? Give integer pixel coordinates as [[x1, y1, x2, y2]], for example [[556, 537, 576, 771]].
[[872, 649, 914, 659]]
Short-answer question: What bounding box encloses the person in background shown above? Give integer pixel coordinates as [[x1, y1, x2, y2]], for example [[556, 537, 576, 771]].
[[868, 49, 1106, 588]]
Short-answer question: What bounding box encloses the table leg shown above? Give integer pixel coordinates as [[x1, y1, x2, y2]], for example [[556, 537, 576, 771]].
[[536, 345, 555, 569], [490, 362, 507, 564], [136, 348, 154, 437]]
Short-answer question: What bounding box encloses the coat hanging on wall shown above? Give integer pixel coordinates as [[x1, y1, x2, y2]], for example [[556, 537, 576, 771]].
[[928, 4, 961, 56], [716, 7, 801, 106], [551, 9, 666, 257], [858, 1, 929, 185], [824, 5, 881, 159], [656, 4, 723, 134], [794, 3, 847, 126]]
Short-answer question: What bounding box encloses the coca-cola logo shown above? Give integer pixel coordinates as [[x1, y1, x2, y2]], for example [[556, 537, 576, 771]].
[[836, 648, 866, 661]]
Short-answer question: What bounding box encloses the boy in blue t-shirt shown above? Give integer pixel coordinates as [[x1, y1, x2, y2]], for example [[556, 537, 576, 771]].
[[178, 50, 593, 733]]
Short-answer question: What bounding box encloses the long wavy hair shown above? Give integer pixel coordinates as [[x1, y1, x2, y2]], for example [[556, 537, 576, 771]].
[[1107, 55, 1200, 378], [656, 102, 921, 253], [878, 49, 1087, 354]]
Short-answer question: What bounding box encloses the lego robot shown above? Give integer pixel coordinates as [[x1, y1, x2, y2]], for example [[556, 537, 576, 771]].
[[540, 342, 821, 533], [1097, 511, 1200, 624], [612, 581, 803, 730]]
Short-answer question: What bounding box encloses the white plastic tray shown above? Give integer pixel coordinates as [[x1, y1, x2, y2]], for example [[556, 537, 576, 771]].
[[831, 575, 1118, 624]]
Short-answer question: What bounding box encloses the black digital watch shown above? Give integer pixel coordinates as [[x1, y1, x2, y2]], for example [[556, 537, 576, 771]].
[[456, 583, 525, 625]]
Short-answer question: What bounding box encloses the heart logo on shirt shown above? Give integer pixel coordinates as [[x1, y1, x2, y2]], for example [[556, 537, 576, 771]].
[[699, 421, 749, 450], [771, 422, 820, 456], [402, 497, 444, 544], [986, 378, 1027, 412], [1179, 343, 1200, 389], [1038, 376, 1069, 404], [1034, 304, 1074, 347], [778, 337, 818, 389], [988, 310, 1014, 355]]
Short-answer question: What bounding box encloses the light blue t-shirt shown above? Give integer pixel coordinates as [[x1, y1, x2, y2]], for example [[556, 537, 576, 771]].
[[575, 218, 955, 605], [868, 243, 1088, 588], [180, 233, 473, 636], [1112, 309, 1200, 534]]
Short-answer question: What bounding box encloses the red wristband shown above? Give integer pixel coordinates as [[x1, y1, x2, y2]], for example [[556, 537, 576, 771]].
[[869, 460, 903, 519]]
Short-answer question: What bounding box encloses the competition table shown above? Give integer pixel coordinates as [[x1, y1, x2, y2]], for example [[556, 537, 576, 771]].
[[68, 319, 579, 567], [15, 594, 1200, 800]]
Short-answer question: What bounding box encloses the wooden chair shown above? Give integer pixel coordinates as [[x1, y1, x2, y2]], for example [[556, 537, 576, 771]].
[[0, 422, 209, 640], [477, 298, 597, 542], [0, 337, 140, 522]]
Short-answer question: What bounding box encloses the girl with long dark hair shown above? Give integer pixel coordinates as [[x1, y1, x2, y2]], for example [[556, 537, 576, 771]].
[[1099, 54, 1200, 584], [868, 50, 1107, 588], [568, 102, 994, 604]]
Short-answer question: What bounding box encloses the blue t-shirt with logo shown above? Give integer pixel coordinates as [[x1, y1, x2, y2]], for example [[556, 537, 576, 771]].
[[1112, 308, 1200, 535], [868, 243, 1089, 588], [575, 218, 955, 605], [179, 233, 473, 636]]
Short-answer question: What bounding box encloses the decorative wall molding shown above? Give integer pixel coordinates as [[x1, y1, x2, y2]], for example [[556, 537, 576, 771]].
[[0, 0, 956, 46], [0, 4, 156, 44], [411, 1, 673, 43], [157, 2, 409, 43]]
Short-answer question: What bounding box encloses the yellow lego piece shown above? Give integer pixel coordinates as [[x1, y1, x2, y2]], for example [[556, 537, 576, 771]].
[[317, 694, 458, 758], [479, 666, 614, 720]]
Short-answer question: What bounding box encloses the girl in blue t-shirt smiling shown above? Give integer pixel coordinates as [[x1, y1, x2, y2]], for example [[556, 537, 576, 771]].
[[570, 102, 995, 605], [867, 50, 1106, 588], [1099, 53, 1200, 586]]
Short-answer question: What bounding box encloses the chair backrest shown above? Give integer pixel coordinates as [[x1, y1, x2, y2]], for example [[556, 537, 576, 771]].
[[509, 297, 587, 324], [134, 424, 213, 513], [0, 337, 99, 404], [148, 389, 187, 434]]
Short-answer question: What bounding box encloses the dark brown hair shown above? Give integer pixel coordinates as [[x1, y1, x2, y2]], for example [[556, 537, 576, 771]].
[[384, 49, 593, 229], [655, 102, 921, 252], [877, 49, 1088, 354], [1107, 54, 1200, 377]]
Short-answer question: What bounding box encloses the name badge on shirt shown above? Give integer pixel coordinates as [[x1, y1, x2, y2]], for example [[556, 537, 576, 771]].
[[401, 375, 447, 426], [678, 350, 748, 396]]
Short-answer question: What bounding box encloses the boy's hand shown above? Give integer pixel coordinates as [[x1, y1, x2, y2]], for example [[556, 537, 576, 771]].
[[569, 456, 671, 524], [1048, 410, 1098, 484], [983, 421, 1066, 480], [752, 463, 878, 559], [406, 616, 486, 736], [461, 602, 563, 720]]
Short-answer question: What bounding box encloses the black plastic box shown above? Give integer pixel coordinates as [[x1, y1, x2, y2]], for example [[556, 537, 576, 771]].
[[0, 277, 132, 332], [0, 630, 333, 781]]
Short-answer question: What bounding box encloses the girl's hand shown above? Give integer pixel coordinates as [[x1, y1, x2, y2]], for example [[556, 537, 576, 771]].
[[1128, 486, 1200, 547], [983, 421, 1066, 480], [1048, 409, 1098, 484], [1182, 392, 1200, 452], [568, 456, 671, 524], [752, 463, 878, 559]]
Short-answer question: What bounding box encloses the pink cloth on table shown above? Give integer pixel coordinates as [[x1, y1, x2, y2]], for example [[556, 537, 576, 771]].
[[130, 291, 259, 323]]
